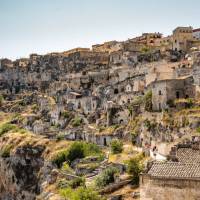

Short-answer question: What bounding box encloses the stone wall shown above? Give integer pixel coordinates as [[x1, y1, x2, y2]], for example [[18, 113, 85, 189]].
[[140, 174, 200, 200]]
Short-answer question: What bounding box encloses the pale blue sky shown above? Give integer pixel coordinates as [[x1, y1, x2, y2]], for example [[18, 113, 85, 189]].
[[0, 0, 200, 60]]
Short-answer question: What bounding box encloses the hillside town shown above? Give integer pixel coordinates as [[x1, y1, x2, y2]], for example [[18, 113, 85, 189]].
[[1, 26, 200, 200]]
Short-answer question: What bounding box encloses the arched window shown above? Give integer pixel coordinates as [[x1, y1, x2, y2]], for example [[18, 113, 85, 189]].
[[114, 88, 119, 94]]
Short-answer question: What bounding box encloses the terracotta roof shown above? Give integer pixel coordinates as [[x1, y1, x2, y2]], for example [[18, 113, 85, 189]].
[[148, 162, 200, 179]]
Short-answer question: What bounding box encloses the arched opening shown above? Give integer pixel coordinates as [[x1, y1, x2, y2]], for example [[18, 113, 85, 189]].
[[104, 138, 107, 146], [120, 119, 124, 124], [176, 91, 180, 99], [114, 88, 119, 94]]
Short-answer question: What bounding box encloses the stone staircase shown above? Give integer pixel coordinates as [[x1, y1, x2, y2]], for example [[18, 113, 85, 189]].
[[85, 159, 111, 185]]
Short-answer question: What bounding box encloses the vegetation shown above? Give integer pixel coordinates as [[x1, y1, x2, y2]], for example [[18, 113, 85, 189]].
[[95, 167, 119, 188], [141, 46, 150, 53], [131, 131, 139, 145], [60, 186, 102, 200], [167, 99, 175, 108], [52, 149, 68, 168], [52, 141, 103, 167], [56, 133, 65, 141], [196, 127, 200, 133], [143, 119, 157, 132], [67, 141, 86, 163], [127, 153, 144, 184], [0, 122, 16, 136], [144, 90, 152, 111], [71, 117, 82, 127], [62, 111, 70, 119], [0, 95, 4, 106], [0, 145, 12, 158], [110, 139, 123, 154], [61, 162, 74, 173]]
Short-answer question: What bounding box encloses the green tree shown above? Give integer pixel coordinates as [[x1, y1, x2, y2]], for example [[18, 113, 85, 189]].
[[144, 90, 152, 111], [60, 187, 103, 200], [95, 167, 119, 188], [66, 142, 85, 164], [127, 153, 144, 184], [110, 139, 123, 154]]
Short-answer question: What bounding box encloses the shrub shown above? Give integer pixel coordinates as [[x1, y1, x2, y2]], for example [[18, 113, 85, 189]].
[[167, 99, 174, 107], [52, 142, 102, 167], [186, 98, 194, 108], [61, 162, 73, 173], [60, 187, 102, 200], [56, 133, 65, 141], [72, 117, 82, 127], [0, 95, 4, 106], [52, 149, 68, 168], [197, 127, 200, 133], [144, 91, 152, 111], [62, 111, 70, 119], [127, 153, 144, 184], [67, 142, 85, 164], [0, 145, 12, 158], [95, 167, 119, 188], [131, 132, 138, 145], [68, 177, 85, 189], [0, 123, 16, 136], [110, 139, 123, 154]]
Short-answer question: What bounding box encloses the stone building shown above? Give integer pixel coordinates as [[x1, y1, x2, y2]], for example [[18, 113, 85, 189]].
[[140, 138, 200, 200], [193, 28, 200, 40], [150, 76, 195, 111], [172, 26, 193, 51]]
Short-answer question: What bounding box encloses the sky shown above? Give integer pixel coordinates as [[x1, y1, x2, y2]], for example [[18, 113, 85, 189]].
[[0, 0, 200, 60]]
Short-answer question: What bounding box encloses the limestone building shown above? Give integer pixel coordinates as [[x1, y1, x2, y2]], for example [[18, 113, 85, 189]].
[[140, 138, 200, 200]]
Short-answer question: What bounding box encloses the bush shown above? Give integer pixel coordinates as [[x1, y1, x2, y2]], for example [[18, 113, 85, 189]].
[[110, 139, 123, 154], [95, 167, 119, 188], [62, 111, 70, 119], [167, 99, 174, 107], [127, 153, 144, 184], [61, 162, 74, 173], [186, 98, 194, 108], [144, 91, 152, 111], [0, 95, 4, 106], [0, 145, 12, 158], [60, 187, 103, 200], [67, 142, 85, 164], [52, 142, 102, 167], [131, 132, 138, 145], [52, 149, 68, 168], [0, 123, 16, 136], [72, 117, 82, 127], [56, 133, 65, 141], [68, 177, 85, 189]]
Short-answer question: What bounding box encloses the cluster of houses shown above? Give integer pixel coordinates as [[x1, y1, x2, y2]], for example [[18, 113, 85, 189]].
[[0, 26, 200, 139]]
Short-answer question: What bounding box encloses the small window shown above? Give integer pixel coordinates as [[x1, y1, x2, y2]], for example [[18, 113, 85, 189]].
[[159, 90, 162, 95], [114, 88, 119, 94], [176, 91, 180, 99], [159, 103, 161, 111]]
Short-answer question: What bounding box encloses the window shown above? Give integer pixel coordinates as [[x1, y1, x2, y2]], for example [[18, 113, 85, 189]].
[[114, 88, 119, 94], [159, 90, 162, 95], [176, 91, 180, 99], [159, 103, 161, 111], [104, 138, 107, 146]]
